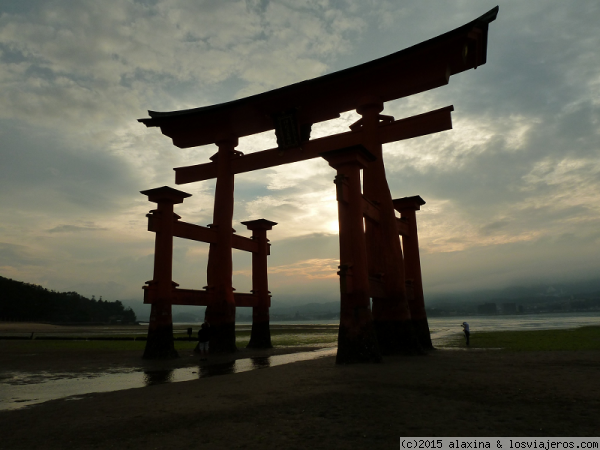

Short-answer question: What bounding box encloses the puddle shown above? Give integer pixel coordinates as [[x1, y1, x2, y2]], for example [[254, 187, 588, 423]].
[[0, 348, 337, 411]]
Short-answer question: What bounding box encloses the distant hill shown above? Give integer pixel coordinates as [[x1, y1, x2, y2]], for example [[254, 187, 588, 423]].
[[426, 279, 600, 306], [235, 301, 340, 322], [0, 276, 137, 324]]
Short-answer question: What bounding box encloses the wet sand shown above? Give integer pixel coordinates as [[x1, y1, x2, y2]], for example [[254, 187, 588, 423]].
[[0, 322, 331, 374], [1, 324, 600, 449]]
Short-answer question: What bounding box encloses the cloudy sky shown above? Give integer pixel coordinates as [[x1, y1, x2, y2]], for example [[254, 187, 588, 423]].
[[1, 1, 599, 314]]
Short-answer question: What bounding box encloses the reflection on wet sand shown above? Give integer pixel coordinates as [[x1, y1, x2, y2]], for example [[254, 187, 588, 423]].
[[197, 355, 272, 378], [251, 356, 271, 370], [198, 360, 235, 378], [144, 370, 174, 386], [1, 348, 336, 411]]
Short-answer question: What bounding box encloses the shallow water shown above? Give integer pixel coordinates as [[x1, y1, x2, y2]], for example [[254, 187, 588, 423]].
[[253, 311, 600, 328], [0, 348, 337, 411], [427, 311, 600, 343]]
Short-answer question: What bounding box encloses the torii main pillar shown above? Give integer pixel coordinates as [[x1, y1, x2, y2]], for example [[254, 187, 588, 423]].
[[321, 146, 381, 364], [205, 137, 239, 353], [358, 98, 420, 355]]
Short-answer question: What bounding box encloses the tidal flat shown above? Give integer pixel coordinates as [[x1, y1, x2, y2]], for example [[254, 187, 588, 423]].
[[447, 325, 600, 351], [1, 322, 600, 449]]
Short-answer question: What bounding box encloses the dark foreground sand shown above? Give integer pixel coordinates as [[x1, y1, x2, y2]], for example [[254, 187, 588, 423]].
[[1, 328, 599, 449]]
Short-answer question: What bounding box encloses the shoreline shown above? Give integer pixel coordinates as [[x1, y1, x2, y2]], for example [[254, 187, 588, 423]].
[[0, 321, 340, 335], [3, 310, 599, 336]]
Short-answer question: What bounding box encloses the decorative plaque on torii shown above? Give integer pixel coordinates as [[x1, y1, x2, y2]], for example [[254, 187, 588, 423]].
[[138, 7, 498, 362]]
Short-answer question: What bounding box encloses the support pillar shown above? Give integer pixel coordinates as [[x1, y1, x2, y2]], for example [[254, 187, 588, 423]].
[[141, 186, 191, 359], [393, 196, 433, 350], [205, 137, 239, 353], [321, 145, 381, 364], [242, 219, 277, 348], [356, 97, 421, 354]]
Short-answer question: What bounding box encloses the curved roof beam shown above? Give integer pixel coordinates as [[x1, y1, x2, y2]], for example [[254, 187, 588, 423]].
[[138, 6, 498, 149]]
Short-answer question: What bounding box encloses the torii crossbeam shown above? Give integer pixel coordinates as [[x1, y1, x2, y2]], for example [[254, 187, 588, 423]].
[[174, 106, 454, 184]]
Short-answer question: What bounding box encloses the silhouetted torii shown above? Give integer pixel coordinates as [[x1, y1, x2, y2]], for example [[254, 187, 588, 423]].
[[138, 7, 498, 362]]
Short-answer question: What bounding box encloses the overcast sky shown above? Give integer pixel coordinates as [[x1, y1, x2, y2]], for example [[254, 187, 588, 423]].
[[1, 1, 599, 312]]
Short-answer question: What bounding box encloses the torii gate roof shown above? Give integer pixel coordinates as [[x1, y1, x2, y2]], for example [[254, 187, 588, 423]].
[[138, 6, 498, 148]]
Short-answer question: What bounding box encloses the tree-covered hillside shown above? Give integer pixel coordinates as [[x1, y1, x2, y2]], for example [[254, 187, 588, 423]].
[[0, 276, 137, 323]]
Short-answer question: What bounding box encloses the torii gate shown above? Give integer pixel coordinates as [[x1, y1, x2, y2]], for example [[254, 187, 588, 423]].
[[138, 7, 498, 362]]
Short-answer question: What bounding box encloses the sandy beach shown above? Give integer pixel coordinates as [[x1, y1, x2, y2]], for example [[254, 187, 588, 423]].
[[1, 323, 599, 449]]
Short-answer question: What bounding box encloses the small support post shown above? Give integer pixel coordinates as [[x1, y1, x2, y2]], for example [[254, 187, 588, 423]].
[[393, 196, 433, 350], [205, 137, 239, 353], [321, 145, 381, 364], [356, 97, 421, 355], [242, 219, 277, 348], [141, 186, 191, 359]]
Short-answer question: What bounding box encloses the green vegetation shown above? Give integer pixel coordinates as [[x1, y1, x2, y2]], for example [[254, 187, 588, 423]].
[[2, 340, 148, 352], [1, 325, 339, 352], [7, 325, 600, 353], [0, 276, 136, 323], [234, 327, 338, 347], [6, 324, 600, 353], [448, 325, 600, 351]]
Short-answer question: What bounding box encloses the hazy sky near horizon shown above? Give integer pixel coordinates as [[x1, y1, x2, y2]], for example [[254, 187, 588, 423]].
[[1, 1, 599, 309]]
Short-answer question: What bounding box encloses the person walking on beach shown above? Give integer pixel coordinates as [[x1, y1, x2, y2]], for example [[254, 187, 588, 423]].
[[197, 320, 211, 361], [462, 322, 470, 346]]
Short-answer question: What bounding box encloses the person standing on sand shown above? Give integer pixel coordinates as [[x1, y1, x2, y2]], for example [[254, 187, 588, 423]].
[[462, 322, 470, 346], [197, 320, 211, 361]]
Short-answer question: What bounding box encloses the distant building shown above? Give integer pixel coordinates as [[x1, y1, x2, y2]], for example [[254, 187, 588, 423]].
[[477, 303, 498, 315], [501, 303, 517, 314]]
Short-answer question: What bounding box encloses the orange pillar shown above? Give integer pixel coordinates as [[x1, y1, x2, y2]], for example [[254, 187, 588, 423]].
[[141, 186, 191, 359], [393, 196, 433, 349], [357, 97, 420, 354], [321, 145, 381, 364], [242, 219, 277, 348], [205, 137, 239, 353]]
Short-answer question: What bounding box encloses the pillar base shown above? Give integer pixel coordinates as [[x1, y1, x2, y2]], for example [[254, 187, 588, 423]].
[[411, 317, 434, 350], [247, 320, 273, 349], [373, 319, 424, 355], [206, 321, 237, 353], [142, 324, 179, 360], [336, 306, 381, 364], [205, 302, 237, 353]]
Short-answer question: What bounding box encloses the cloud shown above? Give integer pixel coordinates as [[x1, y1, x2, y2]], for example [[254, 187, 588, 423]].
[[252, 258, 339, 280], [1, 0, 600, 301], [0, 0, 366, 131], [1, 124, 140, 208], [47, 223, 108, 233], [0, 242, 46, 267], [422, 231, 600, 294]]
